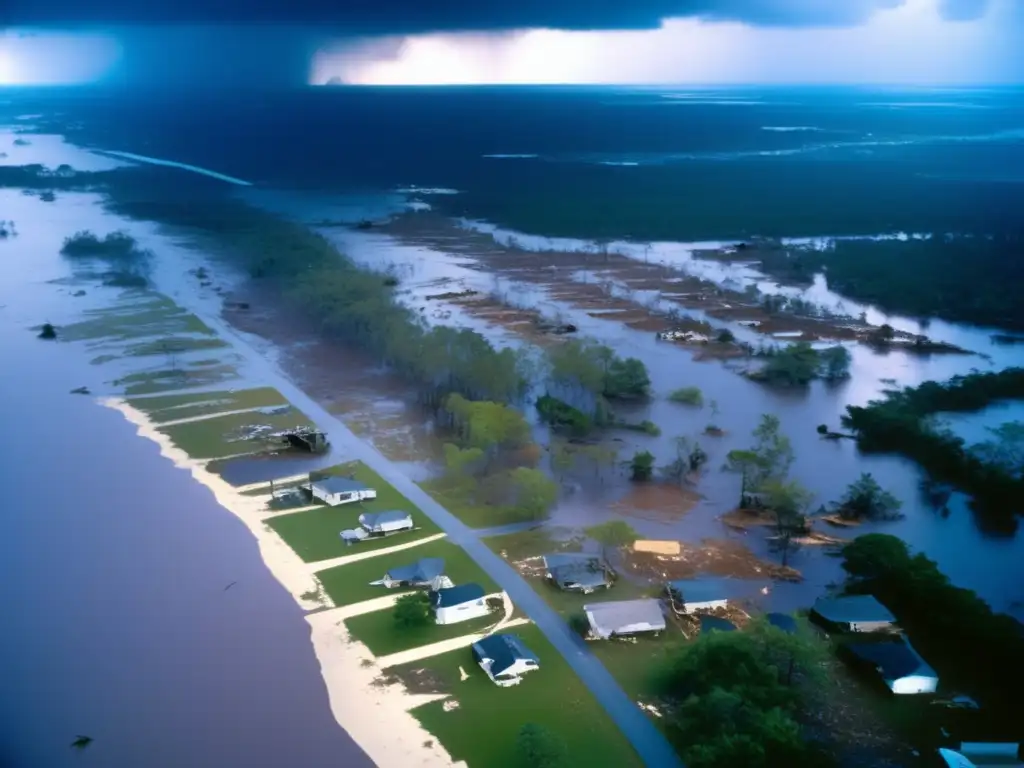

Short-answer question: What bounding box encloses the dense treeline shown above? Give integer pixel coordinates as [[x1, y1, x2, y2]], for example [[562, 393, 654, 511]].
[[842, 369, 1024, 521], [842, 534, 1024, 737], [750, 342, 851, 387], [753, 234, 1024, 330]]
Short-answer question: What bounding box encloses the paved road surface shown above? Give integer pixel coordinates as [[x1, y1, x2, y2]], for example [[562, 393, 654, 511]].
[[170, 290, 685, 768]]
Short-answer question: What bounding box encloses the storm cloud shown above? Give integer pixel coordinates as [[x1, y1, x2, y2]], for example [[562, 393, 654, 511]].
[[3, 0, 992, 32]]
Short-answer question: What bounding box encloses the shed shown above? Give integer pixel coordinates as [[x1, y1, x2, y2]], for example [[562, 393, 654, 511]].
[[431, 583, 490, 625], [584, 599, 666, 639], [667, 578, 731, 613], [370, 558, 449, 590], [472, 633, 539, 687], [543, 553, 611, 594], [309, 476, 376, 506], [844, 638, 938, 695], [811, 595, 895, 633]]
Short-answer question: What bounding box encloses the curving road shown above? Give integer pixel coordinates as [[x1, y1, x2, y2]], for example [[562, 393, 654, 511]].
[[164, 288, 685, 768]]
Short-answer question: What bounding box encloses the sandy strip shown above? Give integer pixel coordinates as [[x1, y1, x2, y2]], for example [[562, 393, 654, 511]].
[[332, 593, 408, 619], [104, 397, 461, 768], [155, 405, 279, 427], [94, 149, 254, 186], [309, 533, 448, 572], [377, 618, 531, 668], [236, 473, 309, 493]]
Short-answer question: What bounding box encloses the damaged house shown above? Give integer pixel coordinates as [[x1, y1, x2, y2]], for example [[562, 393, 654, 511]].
[[369, 558, 452, 591], [584, 599, 666, 640], [543, 553, 613, 594]]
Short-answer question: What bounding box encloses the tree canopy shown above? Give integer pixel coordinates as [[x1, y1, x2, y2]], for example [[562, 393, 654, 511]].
[[832, 473, 903, 521]]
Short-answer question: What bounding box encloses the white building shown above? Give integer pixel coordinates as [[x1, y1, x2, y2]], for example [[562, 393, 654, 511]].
[[472, 633, 540, 687], [309, 476, 376, 506], [584, 598, 666, 640], [431, 583, 491, 625]]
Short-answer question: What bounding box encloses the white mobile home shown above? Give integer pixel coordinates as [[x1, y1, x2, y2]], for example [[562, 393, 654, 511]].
[[340, 510, 414, 543], [472, 633, 539, 687], [309, 476, 376, 507], [584, 599, 666, 640], [431, 583, 491, 625]]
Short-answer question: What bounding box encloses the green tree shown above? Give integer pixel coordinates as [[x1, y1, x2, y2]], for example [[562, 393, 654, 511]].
[[443, 394, 532, 455], [669, 386, 704, 406], [752, 414, 794, 484], [516, 724, 569, 768], [760, 478, 813, 566], [604, 357, 651, 399], [833, 473, 903, 521], [819, 345, 852, 381], [393, 592, 432, 628], [970, 421, 1024, 479], [758, 342, 820, 386], [585, 520, 638, 562], [630, 450, 655, 481], [841, 533, 912, 582], [506, 467, 559, 521]]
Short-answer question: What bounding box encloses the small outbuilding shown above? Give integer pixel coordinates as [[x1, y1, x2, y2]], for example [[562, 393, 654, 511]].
[[584, 598, 666, 640], [472, 633, 539, 687], [310, 476, 377, 506], [666, 578, 731, 614], [844, 637, 939, 695], [543, 553, 612, 594], [340, 510, 413, 543], [370, 558, 451, 590], [431, 583, 491, 625], [811, 595, 896, 633]]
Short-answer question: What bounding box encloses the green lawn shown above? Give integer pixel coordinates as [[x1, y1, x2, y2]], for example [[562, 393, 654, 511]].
[[420, 479, 532, 529], [346, 608, 499, 657], [391, 624, 642, 767], [483, 526, 583, 563], [129, 387, 288, 424], [122, 336, 229, 358], [157, 404, 314, 458], [115, 363, 241, 396], [266, 461, 442, 562], [315, 538, 496, 606], [61, 293, 215, 343], [590, 629, 690, 701]]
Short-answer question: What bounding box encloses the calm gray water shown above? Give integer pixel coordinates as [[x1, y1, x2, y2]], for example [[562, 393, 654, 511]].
[[0, 219, 369, 768]]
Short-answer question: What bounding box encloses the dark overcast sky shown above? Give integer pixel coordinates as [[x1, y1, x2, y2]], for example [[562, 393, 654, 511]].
[[5, 0, 996, 32]]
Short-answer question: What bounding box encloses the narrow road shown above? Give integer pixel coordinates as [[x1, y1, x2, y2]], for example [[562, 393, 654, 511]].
[[165, 286, 685, 768]]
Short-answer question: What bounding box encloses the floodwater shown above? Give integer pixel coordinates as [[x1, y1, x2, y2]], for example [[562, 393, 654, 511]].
[[0, 192, 370, 766], [249, 189, 1024, 619]]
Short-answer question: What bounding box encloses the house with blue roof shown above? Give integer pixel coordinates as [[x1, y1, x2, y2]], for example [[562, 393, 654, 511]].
[[370, 558, 451, 590], [471, 633, 539, 687], [430, 583, 491, 625]]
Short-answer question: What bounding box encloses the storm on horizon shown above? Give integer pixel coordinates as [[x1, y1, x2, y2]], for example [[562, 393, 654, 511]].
[[1, 0, 1021, 88]]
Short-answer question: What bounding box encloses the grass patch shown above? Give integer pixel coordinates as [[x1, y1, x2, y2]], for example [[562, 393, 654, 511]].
[[315, 538, 496, 607], [157, 404, 314, 459], [483, 526, 583, 564], [61, 293, 215, 343], [668, 387, 704, 407], [122, 336, 229, 358], [266, 461, 442, 562], [346, 609, 499, 657], [391, 624, 642, 767], [115, 363, 241, 396], [129, 386, 289, 424], [420, 479, 535, 529], [589, 630, 690, 701]]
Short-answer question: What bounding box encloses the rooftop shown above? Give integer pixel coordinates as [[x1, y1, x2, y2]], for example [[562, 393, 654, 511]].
[[543, 553, 609, 590], [472, 633, 538, 676], [432, 583, 487, 608], [360, 510, 412, 528], [385, 557, 445, 583], [668, 577, 742, 604], [846, 638, 936, 682], [584, 598, 666, 638], [813, 594, 896, 625], [311, 476, 370, 494]]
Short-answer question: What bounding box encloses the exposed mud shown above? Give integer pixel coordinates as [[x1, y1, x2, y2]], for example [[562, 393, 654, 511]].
[[611, 483, 701, 523], [623, 538, 803, 583]]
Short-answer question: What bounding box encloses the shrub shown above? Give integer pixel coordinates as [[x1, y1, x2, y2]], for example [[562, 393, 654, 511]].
[[669, 386, 704, 407], [393, 592, 432, 628]]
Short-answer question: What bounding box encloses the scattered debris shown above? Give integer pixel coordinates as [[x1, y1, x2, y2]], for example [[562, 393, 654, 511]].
[[69, 386, 90, 395], [37, 323, 57, 340], [72, 290, 86, 297], [442, 699, 460, 712]]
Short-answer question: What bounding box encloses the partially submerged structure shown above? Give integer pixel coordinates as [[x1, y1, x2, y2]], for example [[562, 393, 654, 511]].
[[584, 599, 666, 640], [543, 553, 612, 594], [431, 583, 490, 625], [811, 595, 896, 633], [844, 637, 939, 695], [370, 558, 451, 591], [471, 633, 539, 687], [310, 476, 376, 506], [340, 510, 413, 543], [281, 427, 329, 454], [666, 578, 731, 614]]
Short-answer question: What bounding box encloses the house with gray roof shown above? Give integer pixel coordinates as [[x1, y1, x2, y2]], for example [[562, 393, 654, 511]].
[[431, 583, 490, 625], [309, 476, 376, 506], [666, 577, 765, 615], [543, 553, 612, 594], [811, 595, 896, 633], [472, 633, 539, 687], [370, 558, 451, 590], [340, 510, 414, 543], [584, 598, 666, 640]]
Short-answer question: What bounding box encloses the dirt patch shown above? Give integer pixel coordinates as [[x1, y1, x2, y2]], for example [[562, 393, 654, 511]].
[[386, 666, 452, 696], [720, 508, 777, 530], [623, 538, 802, 582], [612, 482, 701, 522]]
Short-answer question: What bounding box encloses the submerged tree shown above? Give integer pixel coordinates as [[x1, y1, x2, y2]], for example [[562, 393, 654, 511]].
[[630, 450, 656, 482], [833, 473, 903, 521], [585, 520, 638, 563]]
